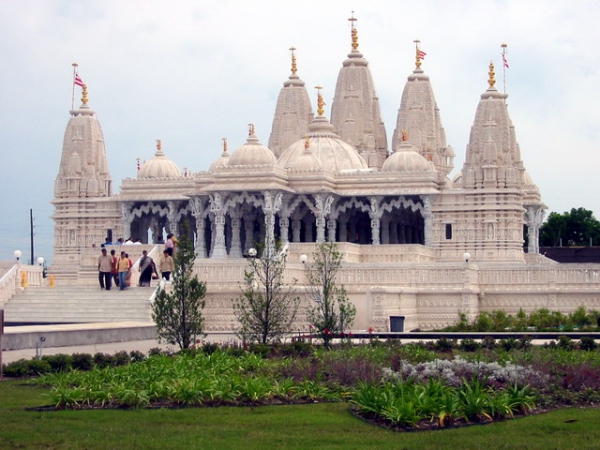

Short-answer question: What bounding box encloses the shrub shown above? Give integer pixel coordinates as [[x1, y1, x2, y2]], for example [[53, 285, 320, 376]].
[[41, 354, 73, 372], [435, 338, 456, 353], [499, 338, 519, 352], [129, 350, 147, 363], [482, 336, 496, 350], [459, 338, 481, 352], [113, 351, 131, 366], [148, 347, 165, 357], [71, 353, 94, 371], [3, 359, 30, 377], [93, 352, 115, 368], [558, 336, 575, 351], [579, 337, 597, 351]]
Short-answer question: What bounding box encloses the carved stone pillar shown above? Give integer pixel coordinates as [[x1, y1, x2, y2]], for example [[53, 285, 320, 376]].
[[369, 197, 382, 245], [292, 212, 302, 242], [526, 206, 545, 254], [338, 216, 348, 243], [279, 217, 290, 244], [230, 214, 243, 258], [244, 212, 255, 254], [381, 216, 390, 244], [191, 198, 206, 258], [263, 191, 282, 258], [422, 195, 434, 246], [166, 200, 180, 236], [210, 193, 227, 259], [314, 194, 334, 244], [327, 219, 337, 242], [121, 202, 132, 240]]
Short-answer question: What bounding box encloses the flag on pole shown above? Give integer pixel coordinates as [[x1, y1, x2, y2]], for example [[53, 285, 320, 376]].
[[74, 73, 84, 87], [418, 49, 426, 59], [502, 53, 509, 69]]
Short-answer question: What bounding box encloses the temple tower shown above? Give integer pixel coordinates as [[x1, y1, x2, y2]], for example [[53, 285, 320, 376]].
[[51, 83, 120, 280], [330, 14, 388, 169]]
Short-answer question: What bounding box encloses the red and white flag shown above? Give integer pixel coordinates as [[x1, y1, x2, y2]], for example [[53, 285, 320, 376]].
[[74, 73, 84, 87], [418, 49, 426, 59], [502, 53, 509, 69]]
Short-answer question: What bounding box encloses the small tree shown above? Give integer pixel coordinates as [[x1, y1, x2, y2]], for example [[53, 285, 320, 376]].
[[306, 242, 356, 348], [234, 241, 300, 344], [151, 234, 206, 350]]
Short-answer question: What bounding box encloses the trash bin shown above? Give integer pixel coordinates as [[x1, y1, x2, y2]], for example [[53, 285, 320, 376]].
[[390, 316, 405, 332]]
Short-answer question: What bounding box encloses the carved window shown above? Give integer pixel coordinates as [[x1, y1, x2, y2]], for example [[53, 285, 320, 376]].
[[445, 224, 452, 240]]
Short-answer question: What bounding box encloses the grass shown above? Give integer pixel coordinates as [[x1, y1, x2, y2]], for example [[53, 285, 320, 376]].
[[1, 380, 600, 450]]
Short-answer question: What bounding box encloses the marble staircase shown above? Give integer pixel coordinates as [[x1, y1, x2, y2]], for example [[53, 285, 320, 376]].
[[2, 285, 154, 325]]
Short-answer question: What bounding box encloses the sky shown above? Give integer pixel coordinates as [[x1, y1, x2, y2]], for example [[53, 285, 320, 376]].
[[1, 0, 599, 264]]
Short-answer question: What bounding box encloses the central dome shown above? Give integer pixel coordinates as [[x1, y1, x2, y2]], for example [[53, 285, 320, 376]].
[[278, 115, 368, 171]]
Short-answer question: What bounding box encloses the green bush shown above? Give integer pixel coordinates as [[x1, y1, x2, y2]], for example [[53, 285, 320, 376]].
[[113, 351, 131, 366], [71, 353, 93, 371], [434, 338, 455, 353], [558, 336, 575, 351], [579, 337, 597, 351], [93, 352, 115, 368], [129, 350, 147, 362], [41, 354, 73, 372], [459, 339, 481, 352], [3, 359, 30, 377]]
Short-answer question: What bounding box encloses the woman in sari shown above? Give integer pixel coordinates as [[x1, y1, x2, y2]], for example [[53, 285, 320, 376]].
[[138, 250, 155, 287]]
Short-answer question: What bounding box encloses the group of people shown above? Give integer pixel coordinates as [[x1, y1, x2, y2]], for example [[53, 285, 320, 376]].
[[97, 234, 178, 290]]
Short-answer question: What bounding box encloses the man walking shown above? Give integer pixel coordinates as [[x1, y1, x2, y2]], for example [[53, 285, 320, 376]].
[[110, 249, 120, 288], [97, 248, 112, 290]]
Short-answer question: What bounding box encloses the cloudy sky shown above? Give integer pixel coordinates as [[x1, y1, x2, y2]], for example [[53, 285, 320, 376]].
[[1, 0, 599, 263]]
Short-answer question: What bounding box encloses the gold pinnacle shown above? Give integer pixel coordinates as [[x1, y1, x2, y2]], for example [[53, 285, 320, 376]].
[[315, 85, 325, 117], [349, 12, 358, 51], [488, 61, 496, 88], [289, 47, 297, 75]]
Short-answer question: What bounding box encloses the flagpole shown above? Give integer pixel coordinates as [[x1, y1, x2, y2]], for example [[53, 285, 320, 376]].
[[71, 62, 78, 110], [501, 43, 508, 96]]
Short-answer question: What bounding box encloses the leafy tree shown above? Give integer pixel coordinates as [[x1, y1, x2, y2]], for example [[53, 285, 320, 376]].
[[305, 242, 356, 348], [234, 241, 300, 344], [540, 207, 600, 247], [151, 234, 206, 350]]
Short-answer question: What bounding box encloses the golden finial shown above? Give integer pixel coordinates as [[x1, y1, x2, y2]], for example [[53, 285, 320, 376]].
[[414, 39, 425, 69], [222, 137, 228, 153], [401, 129, 409, 142], [289, 47, 297, 75], [315, 85, 325, 117], [81, 84, 88, 105], [248, 123, 255, 136], [156, 139, 162, 151], [349, 11, 358, 51], [304, 135, 310, 150], [488, 61, 496, 88]]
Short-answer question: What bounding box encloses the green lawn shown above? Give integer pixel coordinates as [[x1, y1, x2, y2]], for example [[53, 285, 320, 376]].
[[1, 380, 600, 450]]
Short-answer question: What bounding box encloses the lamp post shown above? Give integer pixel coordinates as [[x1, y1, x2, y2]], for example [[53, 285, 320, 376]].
[[37, 256, 44, 266], [463, 252, 471, 263], [248, 248, 257, 258], [14, 250, 22, 262], [300, 254, 307, 265]]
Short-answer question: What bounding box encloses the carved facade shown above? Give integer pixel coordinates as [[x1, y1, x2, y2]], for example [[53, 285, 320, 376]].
[[51, 19, 600, 331]]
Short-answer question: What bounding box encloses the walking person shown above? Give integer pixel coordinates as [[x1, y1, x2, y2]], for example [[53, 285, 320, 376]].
[[110, 249, 120, 288], [138, 250, 155, 287], [125, 253, 133, 287], [159, 250, 174, 281], [118, 251, 131, 290], [165, 233, 175, 256], [97, 248, 112, 290]]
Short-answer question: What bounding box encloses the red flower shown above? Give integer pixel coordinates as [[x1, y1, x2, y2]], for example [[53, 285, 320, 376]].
[[368, 327, 374, 334], [324, 328, 330, 335]]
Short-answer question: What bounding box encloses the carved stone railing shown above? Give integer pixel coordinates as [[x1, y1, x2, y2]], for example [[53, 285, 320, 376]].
[[0, 264, 45, 307]]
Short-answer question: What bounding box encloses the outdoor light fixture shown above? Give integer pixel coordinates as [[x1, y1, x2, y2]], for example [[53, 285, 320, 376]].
[[463, 252, 471, 263], [300, 254, 308, 264], [37, 257, 44, 266], [14, 250, 22, 261], [248, 248, 257, 257]]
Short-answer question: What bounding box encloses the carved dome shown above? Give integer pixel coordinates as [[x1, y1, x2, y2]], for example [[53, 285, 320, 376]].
[[138, 141, 181, 179], [228, 130, 278, 167], [381, 141, 433, 173], [209, 139, 230, 171], [278, 115, 368, 172]]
